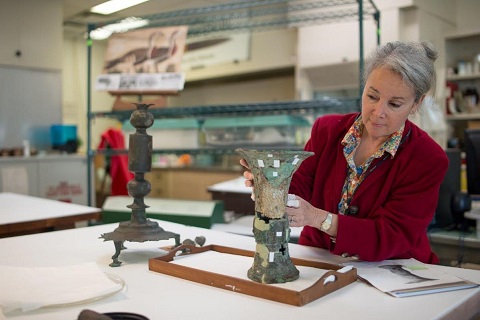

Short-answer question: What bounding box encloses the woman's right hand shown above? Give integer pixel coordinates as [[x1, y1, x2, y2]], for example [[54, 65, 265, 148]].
[[240, 158, 254, 188], [240, 159, 255, 200]]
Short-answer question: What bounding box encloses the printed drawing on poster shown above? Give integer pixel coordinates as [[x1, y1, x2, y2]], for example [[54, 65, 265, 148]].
[[102, 26, 188, 74], [96, 26, 188, 92]]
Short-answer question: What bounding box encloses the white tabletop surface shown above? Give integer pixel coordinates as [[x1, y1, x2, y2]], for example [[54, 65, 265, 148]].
[[207, 176, 252, 194], [0, 193, 100, 225], [0, 220, 479, 320]]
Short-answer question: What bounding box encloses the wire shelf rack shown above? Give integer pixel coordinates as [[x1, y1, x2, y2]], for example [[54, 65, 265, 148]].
[[89, 0, 379, 37]]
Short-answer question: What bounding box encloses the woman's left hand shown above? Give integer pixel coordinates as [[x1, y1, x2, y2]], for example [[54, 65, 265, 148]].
[[286, 194, 322, 227]]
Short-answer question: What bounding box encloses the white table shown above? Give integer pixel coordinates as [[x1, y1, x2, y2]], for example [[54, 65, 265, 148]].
[[0, 220, 479, 320], [0, 193, 101, 237]]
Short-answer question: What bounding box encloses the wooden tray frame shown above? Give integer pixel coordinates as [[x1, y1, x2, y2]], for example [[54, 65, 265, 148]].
[[148, 244, 357, 306]]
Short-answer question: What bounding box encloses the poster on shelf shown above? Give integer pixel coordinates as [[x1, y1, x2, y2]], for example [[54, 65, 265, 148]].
[[96, 25, 188, 92], [181, 32, 251, 71]]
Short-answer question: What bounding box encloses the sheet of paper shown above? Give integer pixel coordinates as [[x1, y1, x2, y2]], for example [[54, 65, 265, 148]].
[[0, 262, 124, 314], [345, 258, 478, 296]]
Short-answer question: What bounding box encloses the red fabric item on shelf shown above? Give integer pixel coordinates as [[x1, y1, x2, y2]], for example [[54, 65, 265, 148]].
[[97, 128, 133, 196]]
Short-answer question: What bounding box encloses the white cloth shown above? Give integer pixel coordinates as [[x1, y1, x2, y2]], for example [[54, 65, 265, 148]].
[[0, 262, 123, 314]]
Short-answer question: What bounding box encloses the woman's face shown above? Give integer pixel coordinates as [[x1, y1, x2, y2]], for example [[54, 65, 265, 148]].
[[361, 67, 421, 142]]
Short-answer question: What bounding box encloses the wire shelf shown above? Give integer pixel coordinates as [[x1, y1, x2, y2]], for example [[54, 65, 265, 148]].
[[89, 0, 379, 37], [85, 0, 378, 206], [91, 98, 360, 122]]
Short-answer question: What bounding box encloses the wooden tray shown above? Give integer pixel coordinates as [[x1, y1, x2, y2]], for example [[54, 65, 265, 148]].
[[149, 244, 357, 306]]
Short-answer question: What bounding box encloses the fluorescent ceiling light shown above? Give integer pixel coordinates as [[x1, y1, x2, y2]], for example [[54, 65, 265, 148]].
[[90, 0, 150, 15], [89, 17, 150, 40]]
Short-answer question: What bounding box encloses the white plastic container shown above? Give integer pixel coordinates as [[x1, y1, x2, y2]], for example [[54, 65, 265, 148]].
[[202, 115, 311, 147]]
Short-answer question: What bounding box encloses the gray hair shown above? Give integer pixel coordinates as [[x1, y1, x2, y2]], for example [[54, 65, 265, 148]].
[[363, 41, 438, 102]]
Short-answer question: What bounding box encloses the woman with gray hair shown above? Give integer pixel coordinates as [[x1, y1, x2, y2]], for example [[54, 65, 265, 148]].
[[241, 41, 448, 263]]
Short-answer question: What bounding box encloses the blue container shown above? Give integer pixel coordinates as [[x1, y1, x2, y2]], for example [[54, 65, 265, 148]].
[[50, 124, 77, 147]]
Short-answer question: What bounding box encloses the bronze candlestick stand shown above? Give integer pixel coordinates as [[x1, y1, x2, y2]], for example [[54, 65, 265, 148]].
[[101, 103, 180, 267], [236, 149, 313, 284]]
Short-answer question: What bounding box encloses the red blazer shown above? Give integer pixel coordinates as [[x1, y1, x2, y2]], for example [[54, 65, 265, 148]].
[[290, 113, 448, 263]]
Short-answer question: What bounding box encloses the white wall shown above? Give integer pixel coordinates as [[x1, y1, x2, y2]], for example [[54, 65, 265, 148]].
[[0, 0, 62, 70], [455, 0, 480, 31], [0, 67, 62, 150], [0, 0, 63, 151], [62, 36, 118, 153]]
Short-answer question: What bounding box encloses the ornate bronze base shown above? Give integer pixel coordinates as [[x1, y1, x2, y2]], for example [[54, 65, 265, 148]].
[[101, 219, 180, 267]]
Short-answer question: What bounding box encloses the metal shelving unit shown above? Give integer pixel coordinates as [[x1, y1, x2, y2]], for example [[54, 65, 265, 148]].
[[91, 97, 360, 122], [89, 0, 379, 36], [85, 0, 380, 205]]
